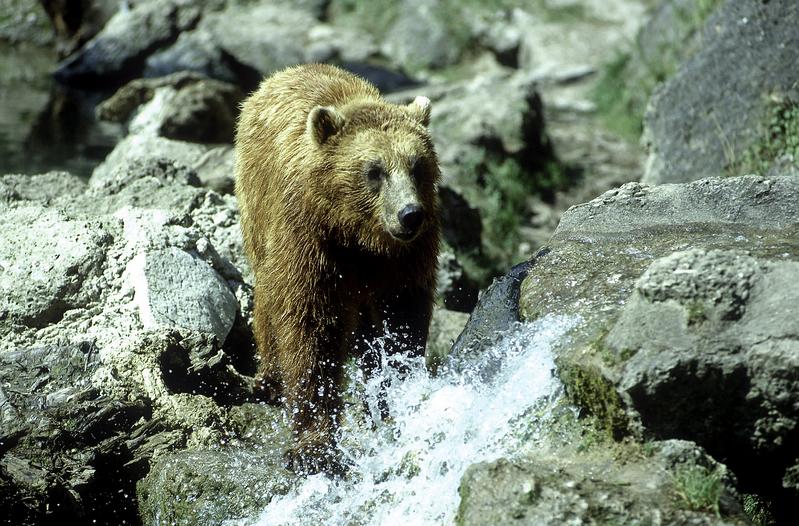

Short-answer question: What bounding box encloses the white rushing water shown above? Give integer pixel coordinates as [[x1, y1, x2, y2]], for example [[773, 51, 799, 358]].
[[244, 314, 579, 526]]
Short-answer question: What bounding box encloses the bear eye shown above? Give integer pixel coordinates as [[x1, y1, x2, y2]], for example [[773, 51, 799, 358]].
[[409, 156, 423, 180], [364, 162, 385, 185]]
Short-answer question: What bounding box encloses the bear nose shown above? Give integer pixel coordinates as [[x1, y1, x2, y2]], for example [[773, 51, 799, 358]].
[[398, 204, 423, 233]]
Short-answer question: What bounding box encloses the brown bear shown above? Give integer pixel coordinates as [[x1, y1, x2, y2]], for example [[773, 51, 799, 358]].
[[234, 64, 440, 474]]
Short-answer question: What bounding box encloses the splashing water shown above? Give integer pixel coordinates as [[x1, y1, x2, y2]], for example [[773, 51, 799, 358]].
[[242, 314, 579, 526]]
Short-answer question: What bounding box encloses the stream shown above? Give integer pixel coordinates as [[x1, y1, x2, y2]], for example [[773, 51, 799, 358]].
[[239, 314, 579, 526]]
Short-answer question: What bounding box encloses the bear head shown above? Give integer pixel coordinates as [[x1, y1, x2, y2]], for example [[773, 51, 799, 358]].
[[305, 96, 440, 253]]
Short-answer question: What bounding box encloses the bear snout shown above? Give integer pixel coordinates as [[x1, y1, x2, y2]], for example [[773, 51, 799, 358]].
[[398, 203, 424, 234]]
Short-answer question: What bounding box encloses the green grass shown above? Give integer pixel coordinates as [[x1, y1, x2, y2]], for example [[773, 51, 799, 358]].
[[729, 99, 799, 176], [673, 464, 723, 516]]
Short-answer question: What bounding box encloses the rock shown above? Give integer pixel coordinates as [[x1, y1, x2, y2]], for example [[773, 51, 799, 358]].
[[415, 71, 557, 278], [642, 0, 799, 184], [0, 206, 111, 331], [91, 134, 235, 193], [428, 73, 550, 174], [380, 0, 466, 72], [0, 171, 86, 204], [0, 341, 150, 525], [305, 25, 378, 64], [138, 446, 291, 526], [200, 2, 312, 78], [452, 250, 548, 365], [457, 440, 747, 526], [133, 246, 237, 343], [97, 71, 245, 144], [54, 0, 202, 87], [0, 156, 269, 523], [438, 185, 482, 254], [611, 248, 799, 508], [518, 174, 799, 521], [337, 62, 419, 94], [143, 29, 261, 89], [426, 307, 470, 374], [436, 245, 479, 313], [38, 0, 119, 57]]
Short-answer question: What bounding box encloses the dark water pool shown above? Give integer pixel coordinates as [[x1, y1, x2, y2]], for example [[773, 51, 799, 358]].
[[0, 42, 122, 178]]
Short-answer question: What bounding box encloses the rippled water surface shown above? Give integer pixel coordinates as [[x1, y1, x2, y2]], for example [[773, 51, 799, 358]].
[[241, 314, 579, 526]]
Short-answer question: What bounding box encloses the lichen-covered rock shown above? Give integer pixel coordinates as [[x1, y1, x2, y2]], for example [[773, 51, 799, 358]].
[[138, 440, 291, 526], [457, 440, 747, 526], [642, 0, 799, 183]]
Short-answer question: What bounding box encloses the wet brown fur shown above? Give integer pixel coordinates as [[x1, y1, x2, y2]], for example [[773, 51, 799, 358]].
[[234, 64, 440, 473]]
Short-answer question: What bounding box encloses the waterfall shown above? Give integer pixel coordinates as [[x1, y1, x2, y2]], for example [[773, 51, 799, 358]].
[[240, 314, 579, 526]]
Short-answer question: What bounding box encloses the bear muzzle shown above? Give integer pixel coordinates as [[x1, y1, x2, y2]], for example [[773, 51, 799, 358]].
[[391, 203, 425, 241]]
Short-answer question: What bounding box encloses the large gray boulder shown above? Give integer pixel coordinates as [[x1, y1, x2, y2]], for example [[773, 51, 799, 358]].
[[642, 0, 799, 184], [518, 174, 799, 521]]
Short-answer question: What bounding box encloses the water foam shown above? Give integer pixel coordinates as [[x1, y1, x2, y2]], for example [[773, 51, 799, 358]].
[[243, 314, 579, 526]]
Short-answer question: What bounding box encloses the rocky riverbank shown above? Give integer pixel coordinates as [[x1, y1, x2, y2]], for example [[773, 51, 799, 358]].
[[1, 0, 797, 524]]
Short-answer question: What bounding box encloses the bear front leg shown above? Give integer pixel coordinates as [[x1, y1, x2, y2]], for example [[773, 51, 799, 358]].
[[358, 288, 433, 419], [277, 316, 349, 476]]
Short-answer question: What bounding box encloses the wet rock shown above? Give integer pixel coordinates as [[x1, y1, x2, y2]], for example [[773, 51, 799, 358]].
[[426, 307, 470, 374], [452, 249, 548, 363], [518, 174, 799, 520], [54, 0, 202, 87], [138, 445, 291, 526], [457, 440, 747, 526], [642, 0, 799, 183]]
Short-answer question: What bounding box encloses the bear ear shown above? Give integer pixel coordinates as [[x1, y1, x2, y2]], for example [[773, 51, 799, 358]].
[[307, 106, 346, 145], [407, 96, 431, 127]]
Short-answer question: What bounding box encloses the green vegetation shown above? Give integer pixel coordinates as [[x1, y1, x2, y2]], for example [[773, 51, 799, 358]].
[[685, 300, 707, 326], [742, 494, 777, 526], [672, 464, 723, 516], [458, 153, 575, 281], [557, 356, 630, 441], [730, 99, 799, 176], [592, 0, 722, 142]]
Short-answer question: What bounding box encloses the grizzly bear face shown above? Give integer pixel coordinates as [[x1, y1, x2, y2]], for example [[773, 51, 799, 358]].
[[305, 96, 439, 252]]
